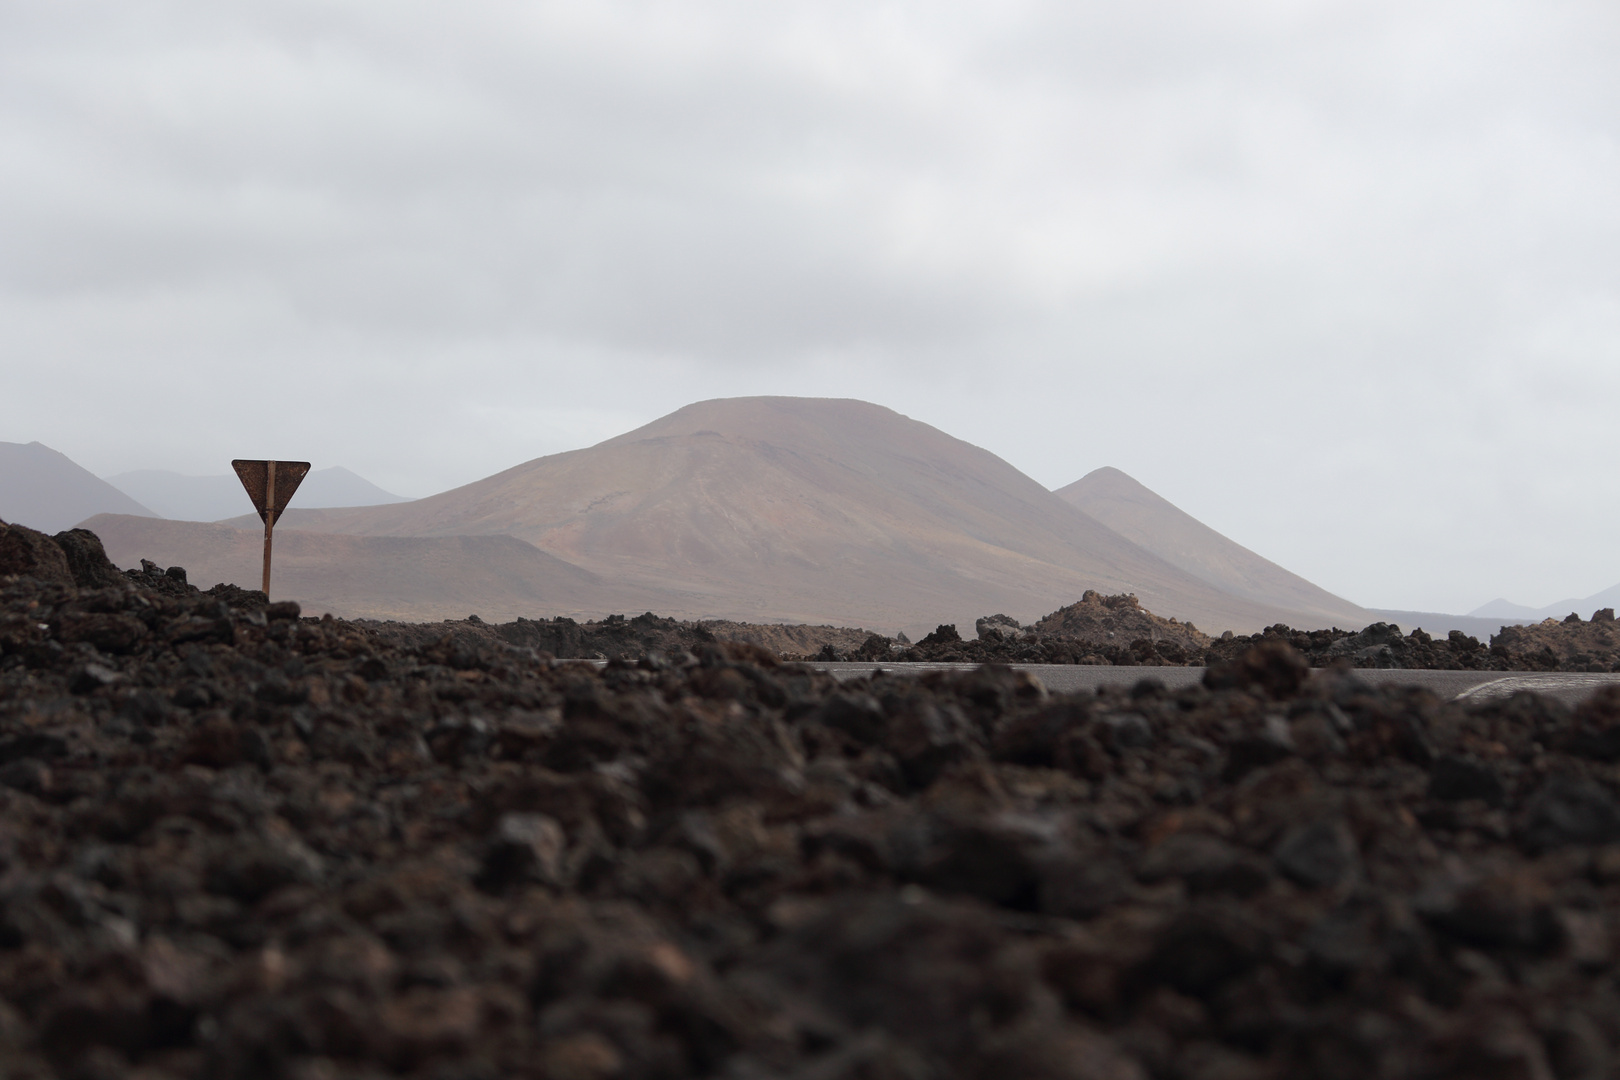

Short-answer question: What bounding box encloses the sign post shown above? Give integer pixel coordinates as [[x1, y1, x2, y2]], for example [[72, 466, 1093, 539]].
[[231, 460, 310, 600]]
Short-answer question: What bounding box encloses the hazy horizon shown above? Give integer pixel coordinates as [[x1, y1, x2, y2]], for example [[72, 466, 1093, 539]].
[[3, 2, 1616, 614], [9, 411, 1615, 619]]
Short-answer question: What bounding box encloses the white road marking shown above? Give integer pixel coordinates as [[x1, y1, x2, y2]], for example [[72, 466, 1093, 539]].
[[1453, 673, 1620, 702]]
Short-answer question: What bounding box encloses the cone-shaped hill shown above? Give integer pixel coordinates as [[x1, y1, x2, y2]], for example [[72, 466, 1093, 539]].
[[1055, 466, 1370, 629], [142, 397, 1363, 634]]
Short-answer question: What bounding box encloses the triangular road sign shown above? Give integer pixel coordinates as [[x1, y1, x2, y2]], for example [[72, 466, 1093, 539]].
[[231, 459, 310, 600], [232, 460, 310, 524]]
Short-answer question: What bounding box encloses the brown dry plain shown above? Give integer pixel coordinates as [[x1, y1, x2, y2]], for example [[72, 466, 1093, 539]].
[[6, 520, 1620, 1079]]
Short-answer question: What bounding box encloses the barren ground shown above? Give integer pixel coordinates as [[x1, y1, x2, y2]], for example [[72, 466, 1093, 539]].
[[3, 521, 1620, 1077]]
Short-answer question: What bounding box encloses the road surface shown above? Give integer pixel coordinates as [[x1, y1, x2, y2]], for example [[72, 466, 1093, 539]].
[[810, 662, 1620, 707]]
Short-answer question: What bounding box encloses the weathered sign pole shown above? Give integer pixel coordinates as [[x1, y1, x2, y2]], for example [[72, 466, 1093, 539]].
[[231, 459, 310, 600]]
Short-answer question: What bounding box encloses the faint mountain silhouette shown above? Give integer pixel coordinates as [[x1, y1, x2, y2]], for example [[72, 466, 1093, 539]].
[[0, 441, 156, 533], [1470, 583, 1620, 622], [105, 466, 409, 522]]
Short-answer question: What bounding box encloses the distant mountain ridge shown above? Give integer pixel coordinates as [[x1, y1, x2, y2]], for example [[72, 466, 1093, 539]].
[[105, 466, 410, 522], [26, 399, 1547, 638], [185, 396, 1365, 634], [0, 441, 157, 533], [1470, 583, 1620, 623]]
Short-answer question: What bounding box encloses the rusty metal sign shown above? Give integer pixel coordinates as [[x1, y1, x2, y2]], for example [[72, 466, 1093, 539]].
[[231, 460, 310, 600], [232, 460, 310, 524]]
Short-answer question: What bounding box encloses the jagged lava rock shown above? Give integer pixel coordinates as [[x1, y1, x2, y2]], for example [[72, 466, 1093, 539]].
[[3, 529, 1620, 1076]]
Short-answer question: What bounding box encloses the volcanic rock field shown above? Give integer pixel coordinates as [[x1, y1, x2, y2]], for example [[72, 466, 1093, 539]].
[[4, 521, 1620, 1078], [356, 590, 1620, 675]]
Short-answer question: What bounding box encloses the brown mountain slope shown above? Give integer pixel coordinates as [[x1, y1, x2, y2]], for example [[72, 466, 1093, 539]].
[[212, 397, 1355, 635], [1054, 466, 1370, 628], [82, 515, 673, 623]]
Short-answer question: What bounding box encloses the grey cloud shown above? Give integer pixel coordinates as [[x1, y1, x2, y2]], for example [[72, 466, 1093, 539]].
[[0, 0, 1616, 612]]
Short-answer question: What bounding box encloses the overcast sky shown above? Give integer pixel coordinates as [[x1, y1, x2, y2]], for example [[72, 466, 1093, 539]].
[[3, 0, 1617, 614]]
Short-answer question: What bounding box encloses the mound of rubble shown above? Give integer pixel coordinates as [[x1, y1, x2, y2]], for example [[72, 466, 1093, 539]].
[[1492, 611, 1620, 672], [869, 592, 1211, 666], [1030, 592, 1209, 654], [6, 517, 1620, 1078]]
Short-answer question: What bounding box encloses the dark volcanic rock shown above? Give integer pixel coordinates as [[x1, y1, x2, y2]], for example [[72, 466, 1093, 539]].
[[1205, 613, 1620, 673], [0, 520, 74, 586], [50, 529, 129, 590], [1519, 776, 1620, 852], [894, 591, 1211, 666], [4, 527, 1620, 1078], [1427, 754, 1506, 807], [1272, 817, 1359, 888], [1205, 621, 1517, 673], [1494, 614, 1620, 672]]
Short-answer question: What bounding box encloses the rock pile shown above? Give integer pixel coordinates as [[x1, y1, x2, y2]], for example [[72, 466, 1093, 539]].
[[1203, 623, 1507, 672], [1492, 611, 1620, 672], [888, 592, 1210, 666], [4, 519, 1620, 1078], [1206, 618, 1620, 673]]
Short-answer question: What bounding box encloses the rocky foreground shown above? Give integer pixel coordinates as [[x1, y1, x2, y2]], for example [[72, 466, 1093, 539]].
[[3, 522, 1620, 1077]]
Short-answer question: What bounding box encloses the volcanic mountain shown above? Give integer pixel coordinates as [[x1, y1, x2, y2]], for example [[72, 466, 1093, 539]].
[[88, 398, 1369, 634], [1055, 466, 1371, 629]]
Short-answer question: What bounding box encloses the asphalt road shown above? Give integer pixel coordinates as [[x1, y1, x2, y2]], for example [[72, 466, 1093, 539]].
[[811, 662, 1620, 707]]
